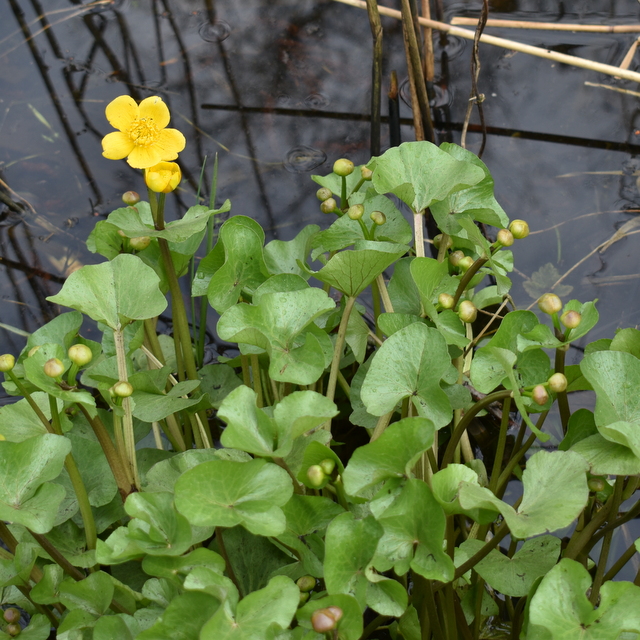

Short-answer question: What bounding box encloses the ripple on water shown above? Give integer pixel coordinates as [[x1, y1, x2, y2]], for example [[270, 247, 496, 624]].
[[198, 20, 231, 43], [283, 146, 327, 173], [304, 93, 330, 109]]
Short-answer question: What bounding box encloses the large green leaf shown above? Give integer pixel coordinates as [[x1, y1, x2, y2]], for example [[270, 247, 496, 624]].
[[265, 225, 320, 278], [361, 323, 452, 428], [458, 450, 589, 539], [217, 287, 335, 384], [47, 253, 167, 330], [200, 575, 299, 640], [0, 434, 71, 533], [342, 417, 434, 497], [174, 458, 293, 536], [373, 479, 454, 581], [527, 559, 640, 639], [459, 536, 561, 597], [323, 513, 383, 609], [367, 141, 484, 213], [58, 571, 114, 616], [205, 216, 270, 313]]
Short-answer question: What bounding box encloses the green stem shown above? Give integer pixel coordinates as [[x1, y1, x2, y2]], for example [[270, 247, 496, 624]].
[[215, 527, 242, 596], [6, 370, 52, 433], [250, 354, 264, 408], [28, 530, 85, 581], [452, 257, 488, 307], [143, 317, 166, 366], [441, 390, 514, 468], [113, 328, 140, 489], [49, 396, 97, 553], [413, 210, 425, 258], [340, 175, 348, 209], [325, 296, 357, 429], [554, 346, 571, 434], [603, 540, 639, 582], [489, 397, 511, 494], [360, 614, 392, 640]]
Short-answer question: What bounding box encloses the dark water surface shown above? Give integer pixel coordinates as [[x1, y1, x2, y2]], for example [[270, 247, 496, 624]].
[[2, 0, 640, 580]]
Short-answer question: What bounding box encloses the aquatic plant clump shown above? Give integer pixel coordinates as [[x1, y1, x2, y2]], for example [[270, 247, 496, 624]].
[[1, 95, 640, 639]]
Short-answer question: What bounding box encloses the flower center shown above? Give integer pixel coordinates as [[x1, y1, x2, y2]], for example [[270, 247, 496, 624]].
[[128, 118, 159, 147]]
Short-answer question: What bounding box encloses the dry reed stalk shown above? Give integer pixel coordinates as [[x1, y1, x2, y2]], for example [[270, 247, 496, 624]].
[[451, 16, 640, 33], [332, 0, 640, 83]]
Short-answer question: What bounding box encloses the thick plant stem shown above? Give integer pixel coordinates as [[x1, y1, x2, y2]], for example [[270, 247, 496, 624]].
[[113, 328, 140, 489], [413, 210, 425, 258], [554, 345, 571, 433], [325, 296, 357, 429], [49, 395, 97, 553], [603, 540, 639, 582], [376, 274, 394, 313], [6, 370, 52, 433], [215, 527, 242, 596], [452, 256, 488, 307], [371, 277, 383, 338], [29, 530, 85, 580], [250, 354, 264, 407], [77, 404, 133, 501], [489, 397, 511, 494]]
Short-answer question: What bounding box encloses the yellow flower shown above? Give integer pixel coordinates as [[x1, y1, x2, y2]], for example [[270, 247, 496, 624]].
[[145, 161, 182, 193], [101, 95, 186, 169]]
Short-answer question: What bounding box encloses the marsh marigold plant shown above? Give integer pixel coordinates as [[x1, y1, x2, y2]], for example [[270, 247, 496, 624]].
[[101, 95, 186, 169]]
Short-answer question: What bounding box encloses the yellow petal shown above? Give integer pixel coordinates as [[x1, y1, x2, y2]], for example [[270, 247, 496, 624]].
[[146, 162, 181, 193], [127, 145, 163, 169], [105, 95, 138, 131], [102, 131, 135, 160], [139, 96, 171, 130], [153, 128, 186, 160]]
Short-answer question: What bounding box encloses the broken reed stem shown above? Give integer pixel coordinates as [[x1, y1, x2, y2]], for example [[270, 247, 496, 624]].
[[332, 0, 640, 84], [451, 17, 640, 33]]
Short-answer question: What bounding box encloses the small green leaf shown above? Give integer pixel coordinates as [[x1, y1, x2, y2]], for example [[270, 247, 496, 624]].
[[59, 571, 114, 616], [265, 225, 320, 278]]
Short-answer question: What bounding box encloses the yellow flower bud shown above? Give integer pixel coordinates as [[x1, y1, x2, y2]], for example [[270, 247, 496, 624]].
[[538, 293, 562, 315], [44, 358, 65, 379], [0, 354, 15, 372], [68, 344, 93, 367], [145, 161, 182, 193], [333, 158, 354, 176]]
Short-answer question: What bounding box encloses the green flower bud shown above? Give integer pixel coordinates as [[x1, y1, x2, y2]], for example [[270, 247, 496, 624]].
[[299, 591, 310, 606], [361, 165, 373, 180], [326, 607, 343, 622], [306, 464, 326, 487], [316, 187, 333, 202], [588, 476, 606, 493], [320, 198, 337, 214], [3, 608, 20, 624], [68, 344, 93, 367], [458, 300, 477, 323], [347, 204, 364, 221], [531, 384, 549, 406], [509, 219, 530, 239], [44, 358, 65, 379], [122, 191, 140, 206], [0, 354, 15, 372], [319, 458, 335, 475], [6, 624, 20, 637], [449, 250, 464, 267], [130, 236, 151, 251], [333, 158, 354, 176], [561, 310, 582, 329], [547, 372, 568, 393], [370, 210, 386, 225], [458, 256, 474, 272], [433, 234, 452, 251], [296, 575, 316, 592], [311, 609, 337, 633], [112, 381, 134, 398], [27, 346, 41, 358], [496, 229, 514, 247], [438, 293, 455, 309], [538, 293, 562, 315]]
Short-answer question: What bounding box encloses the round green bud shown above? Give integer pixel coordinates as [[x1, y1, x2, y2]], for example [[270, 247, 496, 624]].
[[458, 256, 474, 272], [449, 250, 464, 267], [316, 187, 333, 202], [306, 464, 326, 487], [438, 293, 455, 309], [0, 354, 15, 372], [333, 158, 354, 177], [531, 384, 549, 406], [347, 204, 364, 221], [361, 166, 373, 180], [458, 300, 477, 323], [122, 191, 140, 206], [538, 293, 562, 315], [298, 591, 310, 606], [112, 381, 134, 398], [3, 608, 20, 624], [547, 372, 568, 393], [319, 458, 336, 475], [320, 198, 337, 214], [509, 219, 530, 239], [296, 575, 316, 592], [496, 229, 514, 247], [130, 236, 151, 251], [27, 346, 41, 358], [433, 234, 452, 251], [6, 624, 20, 637], [370, 210, 386, 225], [561, 310, 582, 329], [311, 609, 337, 633], [43, 358, 65, 379], [68, 344, 93, 367], [588, 476, 606, 493]]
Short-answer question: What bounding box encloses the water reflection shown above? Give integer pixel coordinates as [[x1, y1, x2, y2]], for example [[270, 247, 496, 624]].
[[283, 145, 327, 173]]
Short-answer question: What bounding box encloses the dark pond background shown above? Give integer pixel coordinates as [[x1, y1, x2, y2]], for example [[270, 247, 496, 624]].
[[2, 0, 640, 577]]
